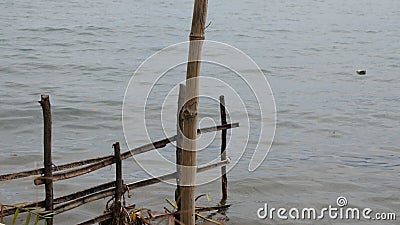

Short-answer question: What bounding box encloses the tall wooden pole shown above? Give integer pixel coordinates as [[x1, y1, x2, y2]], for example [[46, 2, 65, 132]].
[[181, 0, 208, 224], [39, 95, 53, 225], [175, 84, 185, 223]]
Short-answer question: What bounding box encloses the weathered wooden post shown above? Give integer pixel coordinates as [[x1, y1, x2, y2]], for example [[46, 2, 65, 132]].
[[113, 142, 123, 225], [39, 95, 54, 225], [181, 0, 208, 224], [219, 95, 228, 203], [175, 84, 185, 223]]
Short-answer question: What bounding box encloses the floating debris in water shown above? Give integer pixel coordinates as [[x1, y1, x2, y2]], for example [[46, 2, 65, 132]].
[[356, 70, 366, 75]]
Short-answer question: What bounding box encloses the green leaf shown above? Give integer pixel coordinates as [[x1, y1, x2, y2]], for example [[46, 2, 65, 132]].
[[34, 215, 39, 225], [12, 207, 19, 225], [195, 193, 211, 202], [165, 198, 178, 209], [44, 219, 47, 225], [25, 212, 31, 225]]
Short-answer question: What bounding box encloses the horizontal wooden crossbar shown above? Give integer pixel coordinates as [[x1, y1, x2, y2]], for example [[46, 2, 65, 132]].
[[33, 123, 239, 185], [1, 122, 238, 183], [0, 159, 231, 217]]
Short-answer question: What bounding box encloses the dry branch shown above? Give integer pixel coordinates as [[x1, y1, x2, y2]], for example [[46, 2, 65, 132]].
[[53, 189, 115, 215], [0, 181, 115, 217], [0, 155, 113, 181], [34, 157, 115, 185]]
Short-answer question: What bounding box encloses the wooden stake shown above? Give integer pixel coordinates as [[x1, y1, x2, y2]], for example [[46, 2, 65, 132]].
[[181, 1, 208, 224], [175, 84, 186, 223], [113, 142, 123, 225], [219, 95, 228, 203], [39, 95, 53, 225]]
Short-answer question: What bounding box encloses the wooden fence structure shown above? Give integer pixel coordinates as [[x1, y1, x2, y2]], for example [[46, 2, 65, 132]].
[[0, 93, 238, 225]]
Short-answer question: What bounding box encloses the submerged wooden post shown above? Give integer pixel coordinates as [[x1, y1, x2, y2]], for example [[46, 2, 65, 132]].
[[181, 0, 208, 224], [113, 142, 123, 225], [175, 84, 186, 223], [39, 95, 53, 225], [219, 95, 228, 203]]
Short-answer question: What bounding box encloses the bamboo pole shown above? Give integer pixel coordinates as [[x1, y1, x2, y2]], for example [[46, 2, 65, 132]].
[[219, 95, 228, 203], [175, 84, 186, 223], [181, 1, 208, 224], [39, 95, 54, 225], [113, 142, 123, 225], [33, 123, 238, 185]]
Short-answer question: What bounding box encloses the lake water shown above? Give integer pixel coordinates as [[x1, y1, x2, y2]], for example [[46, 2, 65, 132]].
[[1, 0, 399, 224]]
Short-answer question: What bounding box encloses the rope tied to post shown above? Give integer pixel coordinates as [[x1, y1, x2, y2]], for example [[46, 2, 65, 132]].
[[182, 108, 198, 119], [189, 34, 205, 41]]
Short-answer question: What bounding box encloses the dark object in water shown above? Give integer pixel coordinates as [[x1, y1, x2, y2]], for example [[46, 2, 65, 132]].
[[356, 70, 366, 75]]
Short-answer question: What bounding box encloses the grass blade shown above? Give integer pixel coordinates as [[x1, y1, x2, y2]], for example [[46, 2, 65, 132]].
[[165, 199, 178, 209], [12, 208, 19, 225], [25, 212, 31, 225], [34, 215, 39, 225]]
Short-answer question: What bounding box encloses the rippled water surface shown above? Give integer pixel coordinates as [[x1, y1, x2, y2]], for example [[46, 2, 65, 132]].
[[1, 0, 399, 224]]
